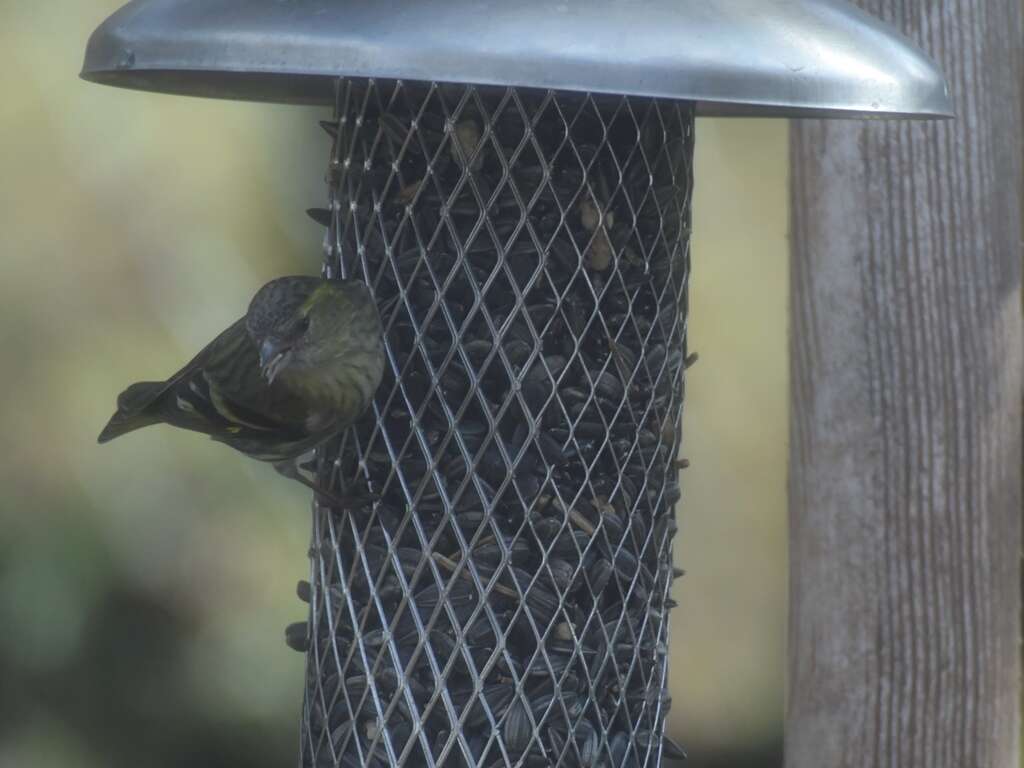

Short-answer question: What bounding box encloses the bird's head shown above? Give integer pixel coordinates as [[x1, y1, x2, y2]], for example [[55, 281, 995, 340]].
[[246, 277, 378, 385]]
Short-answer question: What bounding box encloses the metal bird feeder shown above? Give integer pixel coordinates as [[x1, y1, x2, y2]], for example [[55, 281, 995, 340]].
[[81, 1, 952, 766]]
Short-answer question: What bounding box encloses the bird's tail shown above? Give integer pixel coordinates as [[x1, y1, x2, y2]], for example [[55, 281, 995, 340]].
[[97, 381, 165, 443]]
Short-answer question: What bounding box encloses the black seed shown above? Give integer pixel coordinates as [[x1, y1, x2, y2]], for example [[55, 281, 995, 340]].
[[663, 735, 688, 761], [503, 700, 532, 754], [306, 207, 332, 226], [285, 621, 309, 653], [462, 684, 516, 728], [587, 558, 614, 597], [545, 559, 575, 591], [319, 120, 339, 139]]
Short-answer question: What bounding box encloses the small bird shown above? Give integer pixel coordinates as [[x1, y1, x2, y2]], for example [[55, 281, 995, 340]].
[[98, 276, 385, 505]]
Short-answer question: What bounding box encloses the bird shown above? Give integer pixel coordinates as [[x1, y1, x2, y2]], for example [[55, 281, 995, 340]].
[[98, 276, 385, 506]]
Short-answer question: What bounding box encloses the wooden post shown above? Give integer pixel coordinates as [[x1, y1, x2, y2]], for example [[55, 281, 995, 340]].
[[786, 3, 1022, 767]]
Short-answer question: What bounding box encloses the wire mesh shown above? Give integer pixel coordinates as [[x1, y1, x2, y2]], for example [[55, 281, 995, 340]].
[[298, 78, 693, 768]]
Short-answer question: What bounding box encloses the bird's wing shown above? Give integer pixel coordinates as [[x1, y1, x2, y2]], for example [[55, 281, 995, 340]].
[[152, 319, 310, 442]]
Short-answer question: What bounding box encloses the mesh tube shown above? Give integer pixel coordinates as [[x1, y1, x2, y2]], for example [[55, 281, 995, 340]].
[[299, 79, 693, 768]]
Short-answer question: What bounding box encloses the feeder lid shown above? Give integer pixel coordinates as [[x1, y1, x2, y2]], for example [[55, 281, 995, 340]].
[[81, 0, 952, 118]]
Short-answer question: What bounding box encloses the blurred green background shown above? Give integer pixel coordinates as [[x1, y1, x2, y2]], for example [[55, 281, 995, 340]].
[[0, 3, 788, 766]]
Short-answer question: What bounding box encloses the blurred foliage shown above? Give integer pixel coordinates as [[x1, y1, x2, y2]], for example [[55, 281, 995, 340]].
[[0, 3, 787, 767]]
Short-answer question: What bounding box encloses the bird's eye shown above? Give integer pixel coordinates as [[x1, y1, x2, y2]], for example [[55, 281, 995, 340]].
[[297, 316, 311, 334]]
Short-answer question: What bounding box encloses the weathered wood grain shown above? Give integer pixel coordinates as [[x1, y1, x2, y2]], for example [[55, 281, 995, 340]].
[[786, 2, 1023, 767]]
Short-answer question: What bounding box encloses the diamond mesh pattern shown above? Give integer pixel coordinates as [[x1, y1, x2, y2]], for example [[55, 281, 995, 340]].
[[299, 79, 693, 768]]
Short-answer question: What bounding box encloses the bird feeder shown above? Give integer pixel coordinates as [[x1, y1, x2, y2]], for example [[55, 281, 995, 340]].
[[81, 1, 951, 766]]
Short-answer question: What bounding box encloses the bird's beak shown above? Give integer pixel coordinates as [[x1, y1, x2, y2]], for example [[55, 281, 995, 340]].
[[259, 339, 290, 384]]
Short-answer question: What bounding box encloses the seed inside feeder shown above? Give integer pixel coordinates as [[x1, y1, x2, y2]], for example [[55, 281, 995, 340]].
[[301, 81, 692, 768]]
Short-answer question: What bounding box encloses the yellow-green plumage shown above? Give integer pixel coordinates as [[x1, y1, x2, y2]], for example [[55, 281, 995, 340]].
[[99, 276, 385, 480]]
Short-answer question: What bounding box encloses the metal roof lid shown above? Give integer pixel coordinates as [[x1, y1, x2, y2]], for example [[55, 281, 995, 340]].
[[81, 0, 953, 119]]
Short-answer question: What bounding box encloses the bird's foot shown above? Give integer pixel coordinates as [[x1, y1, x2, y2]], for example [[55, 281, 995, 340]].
[[273, 460, 378, 510]]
